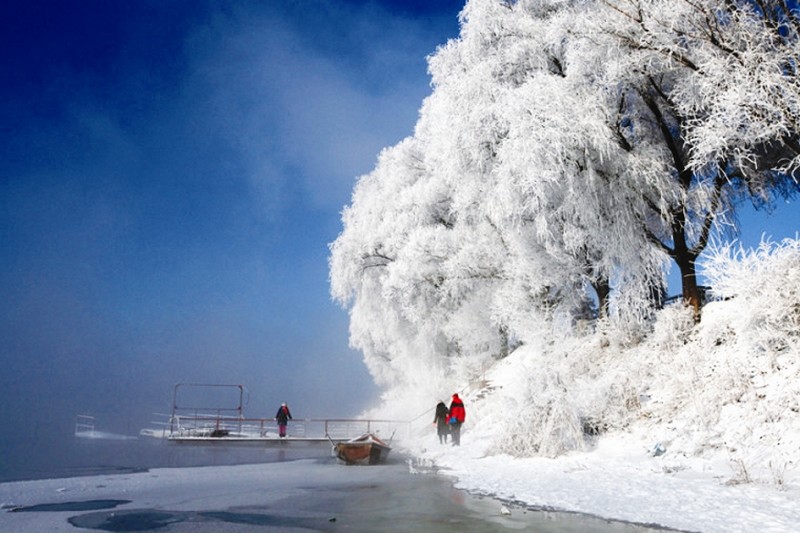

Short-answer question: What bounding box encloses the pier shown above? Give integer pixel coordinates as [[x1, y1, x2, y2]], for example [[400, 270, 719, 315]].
[[138, 383, 409, 445]]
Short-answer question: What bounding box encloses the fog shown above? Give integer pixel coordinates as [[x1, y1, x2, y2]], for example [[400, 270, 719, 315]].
[[0, 1, 465, 479]]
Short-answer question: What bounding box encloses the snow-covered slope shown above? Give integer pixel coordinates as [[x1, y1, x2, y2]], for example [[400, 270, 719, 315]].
[[376, 239, 800, 532]]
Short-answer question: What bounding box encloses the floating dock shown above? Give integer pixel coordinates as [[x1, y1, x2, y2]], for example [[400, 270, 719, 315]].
[[139, 383, 408, 445]]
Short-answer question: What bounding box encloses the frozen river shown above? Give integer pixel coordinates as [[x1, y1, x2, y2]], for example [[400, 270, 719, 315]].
[[1, 439, 685, 532]]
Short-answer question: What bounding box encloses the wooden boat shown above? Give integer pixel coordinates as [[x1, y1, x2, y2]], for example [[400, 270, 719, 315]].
[[333, 433, 392, 465]]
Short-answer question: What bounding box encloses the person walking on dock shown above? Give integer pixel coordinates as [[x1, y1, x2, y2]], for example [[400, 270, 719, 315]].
[[433, 401, 450, 444], [275, 402, 292, 438], [448, 394, 466, 446]]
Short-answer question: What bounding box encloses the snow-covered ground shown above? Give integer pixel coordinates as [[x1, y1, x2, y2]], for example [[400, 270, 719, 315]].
[[2, 438, 796, 533], [396, 301, 799, 531], [373, 240, 800, 533], [404, 429, 799, 533]]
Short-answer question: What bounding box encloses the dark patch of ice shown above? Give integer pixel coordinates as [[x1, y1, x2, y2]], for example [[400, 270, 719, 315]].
[[9, 499, 131, 513], [67, 508, 330, 532], [68, 510, 187, 531]]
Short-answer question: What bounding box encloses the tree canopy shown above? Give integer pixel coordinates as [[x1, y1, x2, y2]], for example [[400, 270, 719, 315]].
[[329, 0, 799, 392]]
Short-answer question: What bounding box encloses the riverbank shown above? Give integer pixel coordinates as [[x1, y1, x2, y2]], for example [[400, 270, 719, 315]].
[[4, 426, 797, 533], [405, 430, 800, 533], [1, 453, 677, 532]]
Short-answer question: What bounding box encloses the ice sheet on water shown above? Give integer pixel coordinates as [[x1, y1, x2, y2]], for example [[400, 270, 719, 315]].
[[1, 457, 683, 533]]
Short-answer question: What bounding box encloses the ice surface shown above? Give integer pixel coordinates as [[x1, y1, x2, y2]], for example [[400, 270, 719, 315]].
[[1, 456, 680, 533]]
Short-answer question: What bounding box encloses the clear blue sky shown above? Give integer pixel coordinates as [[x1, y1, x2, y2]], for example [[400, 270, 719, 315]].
[[0, 0, 466, 472], [0, 0, 796, 477]]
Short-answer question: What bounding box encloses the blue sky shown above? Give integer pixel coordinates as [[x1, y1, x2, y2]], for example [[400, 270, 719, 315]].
[[0, 0, 796, 478], [0, 0, 465, 474]]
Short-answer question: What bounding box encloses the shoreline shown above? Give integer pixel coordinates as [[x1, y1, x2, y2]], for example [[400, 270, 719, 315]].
[[405, 432, 800, 533], [1, 453, 678, 533]]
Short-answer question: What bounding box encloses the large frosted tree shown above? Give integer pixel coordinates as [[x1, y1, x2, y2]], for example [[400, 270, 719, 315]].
[[330, 0, 800, 396]]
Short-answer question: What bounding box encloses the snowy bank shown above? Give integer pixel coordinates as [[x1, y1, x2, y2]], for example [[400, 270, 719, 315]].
[[404, 429, 799, 533], [393, 306, 800, 532], [385, 240, 800, 533]]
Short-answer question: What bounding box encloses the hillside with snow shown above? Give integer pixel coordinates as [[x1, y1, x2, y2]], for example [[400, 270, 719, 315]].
[[464, 239, 799, 473], [374, 238, 799, 473], [370, 238, 800, 532]]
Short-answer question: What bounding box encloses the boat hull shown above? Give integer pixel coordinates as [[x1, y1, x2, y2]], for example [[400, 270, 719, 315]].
[[334, 434, 391, 465]]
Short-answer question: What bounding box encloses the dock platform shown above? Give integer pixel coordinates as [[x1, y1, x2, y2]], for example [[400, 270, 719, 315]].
[[138, 383, 408, 445]]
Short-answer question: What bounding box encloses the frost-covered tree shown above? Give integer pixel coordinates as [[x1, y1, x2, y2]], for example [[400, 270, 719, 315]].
[[330, 138, 450, 389], [421, 0, 668, 330], [591, 0, 800, 318], [330, 0, 800, 405], [330, 132, 508, 393], [485, 0, 669, 325]]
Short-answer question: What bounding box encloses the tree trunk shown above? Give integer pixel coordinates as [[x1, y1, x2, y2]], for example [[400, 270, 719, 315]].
[[672, 224, 703, 321], [680, 258, 702, 321], [496, 326, 509, 359], [593, 278, 611, 319]]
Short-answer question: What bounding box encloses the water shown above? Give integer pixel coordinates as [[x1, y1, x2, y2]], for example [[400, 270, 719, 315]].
[[0, 435, 325, 482], [0, 437, 687, 532]]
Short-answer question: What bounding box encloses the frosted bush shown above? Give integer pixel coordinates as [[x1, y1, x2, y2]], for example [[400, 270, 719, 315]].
[[496, 369, 585, 458], [572, 374, 642, 435], [702, 238, 800, 350], [650, 305, 696, 352]]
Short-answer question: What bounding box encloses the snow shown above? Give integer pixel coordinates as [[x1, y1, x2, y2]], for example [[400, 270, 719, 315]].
[[351, 238, 800, 533], [2, 439, 797, 533], [389, 249, 800, 533], [404, 430, 800, 533], [3, 452, 691, 533]]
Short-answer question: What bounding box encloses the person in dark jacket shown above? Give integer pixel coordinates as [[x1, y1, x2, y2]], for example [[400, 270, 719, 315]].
[[433, 401, 450, 444], [275, 402, 292, 438], [448, 393, 466, 446]]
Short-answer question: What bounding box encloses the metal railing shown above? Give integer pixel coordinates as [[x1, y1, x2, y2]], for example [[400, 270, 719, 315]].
[[74, 414, 95, 436], [161, 413, 409, 442], [142, 384, 411, 443]]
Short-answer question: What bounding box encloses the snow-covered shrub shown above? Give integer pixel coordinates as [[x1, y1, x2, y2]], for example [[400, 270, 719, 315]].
[[495, 369, 585, 458], [479, 332, 647, 458], [702, 238, 800, 347], [650, 304, 696, 352], [571, 373, 642, 436], [626, 238, 800, 483]]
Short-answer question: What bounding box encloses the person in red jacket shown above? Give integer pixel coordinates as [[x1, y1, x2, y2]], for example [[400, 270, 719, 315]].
[[448, 393, 466, 446]]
